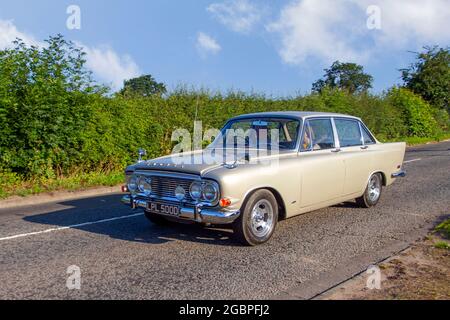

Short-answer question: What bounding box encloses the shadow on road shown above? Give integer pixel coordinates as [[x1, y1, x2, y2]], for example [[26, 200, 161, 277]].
[[23, 194, 237, 246], [332, 201, 361, 209]]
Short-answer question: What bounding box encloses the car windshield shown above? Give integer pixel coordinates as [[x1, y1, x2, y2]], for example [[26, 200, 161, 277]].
[[208, 118, 301, 150]]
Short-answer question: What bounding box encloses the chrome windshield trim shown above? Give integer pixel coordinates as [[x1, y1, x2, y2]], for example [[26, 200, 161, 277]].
[[211, 116, 303, 152]]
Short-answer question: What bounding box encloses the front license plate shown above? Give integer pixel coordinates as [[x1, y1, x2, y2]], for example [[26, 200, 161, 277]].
[[146, 202, 180, 216]]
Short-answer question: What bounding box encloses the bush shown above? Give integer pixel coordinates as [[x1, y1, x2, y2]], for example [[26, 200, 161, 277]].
[[432, 108, 450, 132], [0, 168, 21, 197], [387, 88, 439, 137], [0, 35, 104, 178], [0, 35, 448, 184]]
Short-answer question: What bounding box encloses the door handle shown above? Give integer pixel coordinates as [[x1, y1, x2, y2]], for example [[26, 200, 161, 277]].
[[331, 148, 341, 153], [360, 145, 369, 150]]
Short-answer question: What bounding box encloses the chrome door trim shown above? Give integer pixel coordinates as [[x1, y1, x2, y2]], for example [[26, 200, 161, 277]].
[[330, 117, 341, 150]]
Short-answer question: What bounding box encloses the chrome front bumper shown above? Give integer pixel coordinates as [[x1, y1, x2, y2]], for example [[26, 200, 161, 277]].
[[121, 195, 240, 225], [391, 170, 406, 178]]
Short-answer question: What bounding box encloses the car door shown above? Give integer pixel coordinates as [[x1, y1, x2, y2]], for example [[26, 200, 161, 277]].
[[299, 118, 345, 208], [333, 118, 373, 196]]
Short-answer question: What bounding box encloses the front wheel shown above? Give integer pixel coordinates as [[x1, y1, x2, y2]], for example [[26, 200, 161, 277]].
[[356, 173, 383, 208], [232, 189, 278, 246]]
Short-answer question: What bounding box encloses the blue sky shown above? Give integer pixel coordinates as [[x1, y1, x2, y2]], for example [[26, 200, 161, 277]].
[[0, 0, 449, 95]]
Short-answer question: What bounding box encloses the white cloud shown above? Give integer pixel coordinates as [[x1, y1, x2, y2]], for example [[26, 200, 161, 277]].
[[0, 19, 140, 91], [196, 32, 222, 57], [267, 0, 450, 66], [81, 45, 140, 91], [207, 0, 263, 34], [358, 0, 450, 46], [0, 20, 43, 48], [267, 0, 366, 65]]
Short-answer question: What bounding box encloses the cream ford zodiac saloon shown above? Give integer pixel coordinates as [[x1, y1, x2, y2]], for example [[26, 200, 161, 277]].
[[121, 112, 406, 246]]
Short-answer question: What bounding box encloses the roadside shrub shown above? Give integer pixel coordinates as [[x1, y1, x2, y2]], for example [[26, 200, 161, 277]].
[[387, 88, 439, 137], [0, 35, 448, 185], [0, 35, 104, 178], [432, 108, 450, 132], [0, 168, 21, 197]]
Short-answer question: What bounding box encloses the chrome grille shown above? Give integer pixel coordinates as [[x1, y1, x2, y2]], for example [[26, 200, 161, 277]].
[[150, 175, 194, 203]]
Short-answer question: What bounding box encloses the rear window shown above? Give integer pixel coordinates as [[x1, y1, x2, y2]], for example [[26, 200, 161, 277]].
[[335, 119, 363, 147], [361, 125, 376, 144]]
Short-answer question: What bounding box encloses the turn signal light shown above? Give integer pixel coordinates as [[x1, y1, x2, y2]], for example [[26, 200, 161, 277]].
[[219, 198, 232, 208], [121, 185, 128, 193]]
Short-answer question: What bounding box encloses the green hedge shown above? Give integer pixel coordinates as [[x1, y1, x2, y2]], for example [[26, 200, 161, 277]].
[[1, 37, 449, 182], [1, 86, 449, 180]]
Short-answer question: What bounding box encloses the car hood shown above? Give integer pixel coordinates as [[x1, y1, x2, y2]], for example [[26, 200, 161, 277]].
[[131, 151, 220, 176]]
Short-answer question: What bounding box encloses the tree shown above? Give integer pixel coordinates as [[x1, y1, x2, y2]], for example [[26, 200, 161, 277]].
[[401, 46, 450, 112], [120, 74, 167, 97], [0, 34, 104, 177], [312, 61, 373, 94]]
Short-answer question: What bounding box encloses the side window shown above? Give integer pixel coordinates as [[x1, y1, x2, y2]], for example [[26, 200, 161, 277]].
[[335, 119, 363, 147], [361, 124, 376, 144], [286, 121, 300, 141], [301, 119, 335, 151]]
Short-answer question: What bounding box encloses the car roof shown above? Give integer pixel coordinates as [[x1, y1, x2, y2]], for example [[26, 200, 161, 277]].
[[230, 111, 360, 121]]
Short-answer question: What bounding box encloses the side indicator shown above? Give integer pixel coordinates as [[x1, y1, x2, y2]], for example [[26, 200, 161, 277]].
[[219, 198, 232, 208]]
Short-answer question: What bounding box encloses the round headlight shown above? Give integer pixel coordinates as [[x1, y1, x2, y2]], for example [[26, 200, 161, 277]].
[[202, 182, 218, 202], [128, 175, 138, 192], [175, 185, 186, 200], [189, 181, 202, 200], [138, 176, 152, 196]]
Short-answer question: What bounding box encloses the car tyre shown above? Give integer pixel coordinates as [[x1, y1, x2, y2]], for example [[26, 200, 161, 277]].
[[356, 173, 383, 208], [232, 189, 278, 246]]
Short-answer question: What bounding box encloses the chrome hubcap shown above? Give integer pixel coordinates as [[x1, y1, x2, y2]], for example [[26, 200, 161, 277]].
[[250, 199, 274, 237], [368, 175, 381, 202]]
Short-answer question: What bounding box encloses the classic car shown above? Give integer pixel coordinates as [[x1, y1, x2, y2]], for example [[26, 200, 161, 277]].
[[121, 112, 406, 246]]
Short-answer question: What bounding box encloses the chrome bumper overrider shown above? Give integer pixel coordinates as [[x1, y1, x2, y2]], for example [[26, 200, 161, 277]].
[[391, 170, 406, 178], [121, 195, 240, 224]]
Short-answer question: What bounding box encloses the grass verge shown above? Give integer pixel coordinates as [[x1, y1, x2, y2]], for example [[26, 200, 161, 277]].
[[322, 218, 450, 300], [435, 219, 450, 238], [0, 171, 124, 199], [382, 132, 450, 146]]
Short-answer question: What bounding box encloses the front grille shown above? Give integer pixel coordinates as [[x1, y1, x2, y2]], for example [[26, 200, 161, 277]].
[[150, 175, 194, 203]]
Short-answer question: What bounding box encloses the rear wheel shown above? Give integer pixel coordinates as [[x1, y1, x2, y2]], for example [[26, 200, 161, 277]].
[[144, 211, 169, 225], [356, 173, 383, 208], [232, 189, 278, 246]]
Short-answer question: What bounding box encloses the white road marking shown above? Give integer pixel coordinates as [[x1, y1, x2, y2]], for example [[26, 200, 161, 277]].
[[0, 212, 144, 242], [403, 158, 422, 164]]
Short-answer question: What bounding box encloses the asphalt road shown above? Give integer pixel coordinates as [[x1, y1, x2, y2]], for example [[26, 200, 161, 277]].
[[0, 141, 449, 299]]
